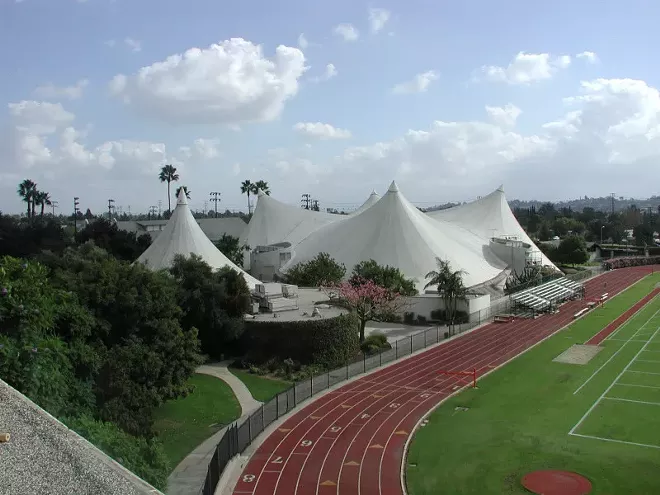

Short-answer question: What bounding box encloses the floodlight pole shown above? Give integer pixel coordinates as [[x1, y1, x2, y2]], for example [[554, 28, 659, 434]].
[[210, 191, 221, 218], [73, 197, 80, 241]]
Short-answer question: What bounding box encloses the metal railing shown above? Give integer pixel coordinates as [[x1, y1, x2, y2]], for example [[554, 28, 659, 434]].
[[199, 301, 512, 495]]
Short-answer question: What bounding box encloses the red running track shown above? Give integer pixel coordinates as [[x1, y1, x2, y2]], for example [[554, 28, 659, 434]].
[[585, 287, 660, 345], [231, 266, 653, 495]]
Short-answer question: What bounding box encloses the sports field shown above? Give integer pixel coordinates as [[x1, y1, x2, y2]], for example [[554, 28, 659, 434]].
[[406, 272, 660, 495]]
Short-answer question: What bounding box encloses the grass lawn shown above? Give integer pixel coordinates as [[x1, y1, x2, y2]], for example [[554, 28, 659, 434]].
[[153, 373, 241, 471], [228, 368, 291, 402], [407, 273, 660, 495]]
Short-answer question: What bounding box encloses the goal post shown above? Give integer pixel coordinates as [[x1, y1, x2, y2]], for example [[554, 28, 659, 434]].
[[437, 368, 477, 388]]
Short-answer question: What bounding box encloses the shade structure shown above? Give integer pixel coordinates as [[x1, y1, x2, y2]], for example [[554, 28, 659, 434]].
[[136, 189, 260, 289], [281, 181, 507, 292], [426, 186, 557, 270], [351, 190, 381, 215], [239, 189, 342, 267]]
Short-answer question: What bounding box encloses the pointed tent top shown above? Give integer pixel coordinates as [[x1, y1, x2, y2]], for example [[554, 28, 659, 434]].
[[370, 189, 378, 195], [257, 188, 266, 198], [496, 184, 505, 193], [176, 188, 188, 206], [387, 181, 399, 193]]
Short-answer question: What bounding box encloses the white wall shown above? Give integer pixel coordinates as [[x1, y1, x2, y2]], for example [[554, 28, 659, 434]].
[[402, 293, 491, 320], [250, 246, 293, 281]]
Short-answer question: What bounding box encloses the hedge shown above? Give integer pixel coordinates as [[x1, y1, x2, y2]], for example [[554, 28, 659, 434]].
[[603, 256, 660, 270], [240, 313, 360, 368]]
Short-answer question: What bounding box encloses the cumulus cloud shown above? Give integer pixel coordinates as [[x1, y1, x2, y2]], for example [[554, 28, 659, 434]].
[[124, 37, 142, 52], [576, 51, 599, 64], [33, 79, 89, 100], [108, 38, 307, 125], [333, 23, 359, 42], [392, 71, 438, 94], [293, 122, 352, 140], [297, 33, 308, 49], [368, 8, 391, 34], [485, 103, 522, 128], [310, 63, 337, 83], [479, 52, 572, 85]]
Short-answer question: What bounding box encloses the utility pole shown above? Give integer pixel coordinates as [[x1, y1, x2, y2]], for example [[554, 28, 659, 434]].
[[51, 200, 59, 216], [203, 200, 208, 215], [311, 199, 320, 211], [157, 200, 162, 217], [210, 191, 221, 218], [107, 199, 115, 221], [73, 197, 80, 240], [301, 193, 311, 210], [610, 192, 615, 215], [148, 205, 158, 219]]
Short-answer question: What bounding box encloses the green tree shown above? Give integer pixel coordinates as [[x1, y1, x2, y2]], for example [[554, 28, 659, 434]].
[[169, 254, 251, 357], [350, 259, 417, 296], [214, 234, 249, 267], [555, 236, 589, 265], [538, 222, 551, 241], [285, 252, 346, 287], [241, 180, 254, 214], [33, 190, 52, 218], [77, 219, 151, 261], [17, 179, 37, 218], [158, 164, 179, 213], [424, 258, 473, 335], [251, 180, 270, 196], [174, 185, 191, 200], [633, 223, 654, 246]]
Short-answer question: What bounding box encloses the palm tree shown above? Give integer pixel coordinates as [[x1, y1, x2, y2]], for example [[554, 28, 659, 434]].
[[251, 180, 271, 196], [158, 164, 179, 213], [17, 179, 37, 218], [175, 186, 191, 200], [34, 191, 52, 218], [425, 258, 473, 335], [241, 180, 254, 214]]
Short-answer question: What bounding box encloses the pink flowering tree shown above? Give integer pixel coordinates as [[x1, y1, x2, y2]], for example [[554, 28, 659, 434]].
[[324, 277, 408, 342]]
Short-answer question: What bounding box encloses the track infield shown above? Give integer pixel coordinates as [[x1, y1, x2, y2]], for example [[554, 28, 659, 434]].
[[406, 269, 660, 495], [228, 266, 655, 495]]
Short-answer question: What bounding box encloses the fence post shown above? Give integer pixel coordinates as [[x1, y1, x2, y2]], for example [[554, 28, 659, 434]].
[[311, 375, 314, 396], [294, 383, 297, 406], [436, 325, 439, 342], [363, 353, 366, 373], [248, 415, 252, 442], [261, 405, 265, 428], [396, 339, 399, 358], [410, 334, 413, 352], [327, 371, 330, 389], [379, 350, 382, 366], [346, 363, 349, 380], [286, 389, 289, 413], [276, 392, 279, 418]]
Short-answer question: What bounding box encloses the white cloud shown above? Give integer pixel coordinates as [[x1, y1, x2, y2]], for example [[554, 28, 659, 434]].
[[109, 38, 307, 125], [9, 100, 75, 134], [293, 122, 352, 140], [124, 37, 142, 52], [333, 23, 359, 42], [297, 33, 308, 49], [576, 51, 599, 64], [104, 40, 117, 48], [485, 103, 522, 128], [479, 52, 572, 85], [368, 8, 391, 34], [33, 79, 89, 100], [392, 71, 438, 94], [178, 138, 221, 160], [310, 63, 337, 83]]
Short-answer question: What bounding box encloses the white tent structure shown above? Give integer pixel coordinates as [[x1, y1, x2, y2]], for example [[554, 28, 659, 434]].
[[136, 189, 260, 289], [350, 190, 381, 215], [239, 189, 342, 268], [426, 185, 557, 269], [281, 181, 508, 292]]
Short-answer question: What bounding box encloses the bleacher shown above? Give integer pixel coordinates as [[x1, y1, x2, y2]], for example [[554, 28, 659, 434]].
[[510, 277, 584, 314]]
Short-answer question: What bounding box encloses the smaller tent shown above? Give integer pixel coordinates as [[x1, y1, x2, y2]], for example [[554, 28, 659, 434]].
[[136, 189, 260, 289], [351, 190, 381, 215]]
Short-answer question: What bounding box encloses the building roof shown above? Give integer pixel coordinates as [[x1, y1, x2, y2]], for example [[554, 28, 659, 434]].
[[426, 185, 557, 270], [117, 217, 247, 242], [135, 190, 260, 288], [281, 181, 507, 292], [0, 378, 160, 495]]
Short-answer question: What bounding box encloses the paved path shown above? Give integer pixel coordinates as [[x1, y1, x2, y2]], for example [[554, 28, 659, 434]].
[[166, 361, 262, 495]]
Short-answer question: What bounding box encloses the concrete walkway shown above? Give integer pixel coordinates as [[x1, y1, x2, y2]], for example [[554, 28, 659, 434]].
[[166, 362, 262, 495]]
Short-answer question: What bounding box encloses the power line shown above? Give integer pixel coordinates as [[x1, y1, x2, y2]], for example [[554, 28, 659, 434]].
[[209, 191, 221, 218], [301, 193, 311, 210]]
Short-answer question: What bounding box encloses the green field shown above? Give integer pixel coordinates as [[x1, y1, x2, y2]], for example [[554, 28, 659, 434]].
[[153, 373, 241, 470], [229, 368, 291, 402], [406, 273, 660, 495]]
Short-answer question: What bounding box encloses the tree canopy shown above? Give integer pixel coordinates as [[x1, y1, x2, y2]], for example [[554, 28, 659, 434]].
[[285, 252, 346, 287]]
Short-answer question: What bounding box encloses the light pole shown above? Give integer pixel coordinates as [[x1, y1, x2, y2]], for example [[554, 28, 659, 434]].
[[600, 225, 605, 244], [73, 197, 80, 241]]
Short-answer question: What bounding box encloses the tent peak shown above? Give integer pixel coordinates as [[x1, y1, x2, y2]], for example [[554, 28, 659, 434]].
[[387, 181, 399, 193], [176, 188, 188, 206], [370, 189, 378, 196], [257, 188, 266, 197], [496, 184, 505, 193]]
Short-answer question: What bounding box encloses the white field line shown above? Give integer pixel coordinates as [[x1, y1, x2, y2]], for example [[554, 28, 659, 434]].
[[569, 324, 660, 435], [607, 339, 650, 343], [617, 383, 660, 390], [628, 370, 660, 376], [569, 432, 660, 450], [573, 309, 660, 395], [602, 396, 660, 406], [635, 359, 660, 364]]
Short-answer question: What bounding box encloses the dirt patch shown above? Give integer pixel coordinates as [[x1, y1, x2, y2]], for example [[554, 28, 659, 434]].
[[553, 344, 602, 365]]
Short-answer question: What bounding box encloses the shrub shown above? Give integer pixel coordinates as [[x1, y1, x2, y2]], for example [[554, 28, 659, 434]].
[[349, 260, 418, 296], [240, 313, 359, 368], [603, 256, 660, 270], [429, 309, 469, 324], [62, 415, 170, 489], [285, 252, 346, 287], [360, 332, 391, 356]]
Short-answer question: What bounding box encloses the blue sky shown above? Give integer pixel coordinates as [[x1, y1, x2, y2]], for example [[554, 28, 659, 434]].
[[1, 0, 660, 215]]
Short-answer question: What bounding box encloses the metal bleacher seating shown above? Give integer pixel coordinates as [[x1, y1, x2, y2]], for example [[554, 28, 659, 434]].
[[510, 277, 584, 314]]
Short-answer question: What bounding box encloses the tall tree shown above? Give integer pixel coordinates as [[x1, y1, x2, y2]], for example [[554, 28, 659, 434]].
[[158, 164, 179, 213], [251, 180, 270, 196], [34, 190, 52, 218], [17, 179, 37, 218], [241, 180, 254, 214], [425, 258, 473, 334], [174, 186, 191, 200]]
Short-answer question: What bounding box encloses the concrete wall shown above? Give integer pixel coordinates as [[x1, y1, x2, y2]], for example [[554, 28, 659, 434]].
[[250, 246, 293, 281], [403, 293, 491, 320], [489, 238, 530, 276]]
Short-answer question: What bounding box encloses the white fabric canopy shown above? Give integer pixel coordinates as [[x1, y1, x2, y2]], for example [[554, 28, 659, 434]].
[[136, 189, 260, 288], [281, 181, 507, 292], [351, 190, 381, 215], [426, 185, 557, 270]]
